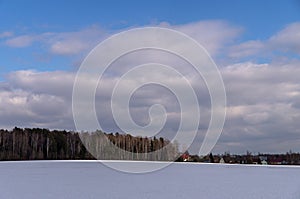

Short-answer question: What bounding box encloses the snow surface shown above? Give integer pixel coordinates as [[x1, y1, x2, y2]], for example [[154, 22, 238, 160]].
[[1, 161, 300, 199]]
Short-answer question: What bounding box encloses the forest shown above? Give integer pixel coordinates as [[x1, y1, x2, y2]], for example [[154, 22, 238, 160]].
[[0, 127, 180, 161], [2, 127, 300, 165]]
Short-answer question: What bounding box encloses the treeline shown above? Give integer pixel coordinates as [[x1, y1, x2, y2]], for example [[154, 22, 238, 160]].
[[179, 151, 300, 165], [0, 127, 179, 161]]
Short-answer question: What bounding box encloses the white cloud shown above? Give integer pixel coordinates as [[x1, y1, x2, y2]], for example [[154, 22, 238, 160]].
[[50, 40, 88, 55], [1, 58, 300, 153], [1, 21, 300, 153], [7, 70, 75, 97], [269, 22, 300, 54], [0, 73, 73, 129], [228, 40, 264, 58], [47, 26, 107, 55], [4, 21, 241, 57], [6, 35, 34, 47], [160, 20, 242, 56], [0, 31, 13, 38], [5, 26, 107, 55], [218, 60, 300, 153], [228, 22, 300, 59]]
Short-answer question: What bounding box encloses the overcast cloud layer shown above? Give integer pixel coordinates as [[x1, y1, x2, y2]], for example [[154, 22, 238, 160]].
[[1, 20, 300, 154]]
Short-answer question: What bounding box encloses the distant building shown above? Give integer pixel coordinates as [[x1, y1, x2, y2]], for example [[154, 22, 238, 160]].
[[182, 153, 190, 162], [259, 156, 268, 162], [219, 158, 225, 164], [261, 160, 268, 165]]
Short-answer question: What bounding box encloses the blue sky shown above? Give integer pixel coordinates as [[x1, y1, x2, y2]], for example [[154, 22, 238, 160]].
[[1, 0, 299, 33], [0, 1, 300, 154], [1, 0, 299, 75]]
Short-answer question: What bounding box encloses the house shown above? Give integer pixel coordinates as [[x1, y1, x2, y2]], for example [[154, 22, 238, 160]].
[[182, 152, 190, 162], [219, 157, 225, 164], [269, 157, 283, 165], [259, 156, 268, 162], [261, 160, 268, 165]]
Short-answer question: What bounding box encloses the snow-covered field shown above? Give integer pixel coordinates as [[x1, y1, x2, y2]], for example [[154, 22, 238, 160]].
[[1, 161, 300, 199]]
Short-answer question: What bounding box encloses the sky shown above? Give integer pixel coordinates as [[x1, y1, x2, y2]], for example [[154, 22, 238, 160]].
[[0, 0, 300, 154]]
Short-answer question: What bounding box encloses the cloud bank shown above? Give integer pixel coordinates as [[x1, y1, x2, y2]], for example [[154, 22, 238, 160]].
[[1, 20, 300, 154]]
